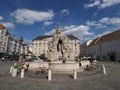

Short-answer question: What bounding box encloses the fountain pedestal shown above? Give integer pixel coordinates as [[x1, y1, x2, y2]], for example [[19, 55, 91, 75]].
[[49, 61, 79, 73]]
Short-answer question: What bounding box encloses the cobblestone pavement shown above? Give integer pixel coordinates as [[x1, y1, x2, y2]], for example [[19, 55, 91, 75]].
[[0, 61, 120, 90]]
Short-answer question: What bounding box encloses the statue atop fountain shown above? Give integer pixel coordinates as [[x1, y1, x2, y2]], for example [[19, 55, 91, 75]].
[[47, 23, 74, 62]]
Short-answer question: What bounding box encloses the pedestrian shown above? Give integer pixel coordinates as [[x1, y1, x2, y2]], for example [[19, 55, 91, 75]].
[[22, 63, 29, 71]]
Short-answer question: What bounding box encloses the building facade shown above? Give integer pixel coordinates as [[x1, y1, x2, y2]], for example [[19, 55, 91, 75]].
[[80, 40, 92, 57], [32, 24, 80, 61], [0, 24, 10, 54], [8, 36, 20, 55], [80, 30, 120, 62], [0, 24, 29, 57]]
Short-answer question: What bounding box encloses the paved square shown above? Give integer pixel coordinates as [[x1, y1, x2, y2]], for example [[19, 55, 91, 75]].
[[0, 61, 120, 90]]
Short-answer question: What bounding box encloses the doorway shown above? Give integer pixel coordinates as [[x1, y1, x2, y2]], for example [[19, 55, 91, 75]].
[[109, 54, 116, 62]]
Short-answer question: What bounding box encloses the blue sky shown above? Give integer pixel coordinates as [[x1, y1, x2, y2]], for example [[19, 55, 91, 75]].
[[0, 0, 120, 44]]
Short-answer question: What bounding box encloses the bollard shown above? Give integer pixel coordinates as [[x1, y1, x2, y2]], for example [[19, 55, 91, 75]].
[[20, 69, 25, 78], [48, 69, 52, 81], [102, 64, 106, 74], [73, 69, 77, 80], [12, 68, 17, 77], [10, 66, 13, 74]]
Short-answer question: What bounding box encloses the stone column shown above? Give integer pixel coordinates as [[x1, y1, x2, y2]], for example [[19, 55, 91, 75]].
[[10, 66, 13, 74], [48, 69, 52, 81], [12, 68, 17, 77], [102, 64, 106, 74], [73, 69, 77, 80], [20, 69, 25, 78]]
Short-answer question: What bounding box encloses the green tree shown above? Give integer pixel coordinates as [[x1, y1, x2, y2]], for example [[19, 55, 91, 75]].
[[76, 53, 83, 61], [39, 53, 46, 60]]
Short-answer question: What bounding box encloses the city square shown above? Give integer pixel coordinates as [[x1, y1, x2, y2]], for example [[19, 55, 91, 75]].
[[0, 0, 120, 90], [0, 61, 120, 90]]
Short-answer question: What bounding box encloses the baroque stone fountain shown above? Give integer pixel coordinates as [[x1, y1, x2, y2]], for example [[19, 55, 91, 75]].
[[47, 23, 79, 72], [28, 23, 80, 73], [47, 23, 74, 62]]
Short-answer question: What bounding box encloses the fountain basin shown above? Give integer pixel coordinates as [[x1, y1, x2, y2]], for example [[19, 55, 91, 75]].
[[49, 62, 79, 72]]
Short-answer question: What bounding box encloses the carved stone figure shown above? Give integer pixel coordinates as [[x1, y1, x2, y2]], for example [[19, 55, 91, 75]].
[[47, 23, 73, 61]]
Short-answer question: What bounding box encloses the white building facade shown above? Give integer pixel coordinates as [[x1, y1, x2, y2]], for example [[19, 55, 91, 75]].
[[0, 24, 29, 57], [32, 36, 52, 57], [32, 25, 80, 60], [0, 24, 10, 54], [8, 36, 22, 55], [80, 30, 120, 62]]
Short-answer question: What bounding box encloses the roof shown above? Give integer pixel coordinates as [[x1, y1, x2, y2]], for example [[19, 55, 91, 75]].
[[9, 36, 14, 40], [0, 24, 10, 35], [0, 24, 5, 30], [89, 29, 120, 46], [6, 30, 10, 35], [67, 35, 79, 40], [33, 35, 79, 41], [33, 35, 52, 41]]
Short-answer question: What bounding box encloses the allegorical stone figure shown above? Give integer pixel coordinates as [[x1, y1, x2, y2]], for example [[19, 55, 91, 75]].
[[47, 23, 72, 61]]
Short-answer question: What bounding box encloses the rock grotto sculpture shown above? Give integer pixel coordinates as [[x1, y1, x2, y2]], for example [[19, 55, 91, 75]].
[[47, 23, 74, 61]]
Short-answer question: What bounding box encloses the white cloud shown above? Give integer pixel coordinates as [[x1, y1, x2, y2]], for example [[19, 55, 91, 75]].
[[109, 18, 120, 25], [45, 29, 56, 35], [0, 16, 14, 30], [87, 17, 120, 29], [11, 9, 55, 25], [2, 22, 15, 30], [86, 20, 96, 26], [64, 25, 90, 35], [101, 0, 120, 9], [86, 20, 106, 28], [43, 21, 53, 26], [64, 25, 94, 42], [0, 22, 15, 34], [99, 17, 120, 25], [99, 17, 109, 23], [84, 0, 120, 9], [60, 9, 70, 15], [0, 16, 4, 21], [45, 24, 94, 43], [97, 31, 112, 37], [84, 0, 100, 8]]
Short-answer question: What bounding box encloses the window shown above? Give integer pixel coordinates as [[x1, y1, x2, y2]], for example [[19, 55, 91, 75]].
[[103, 56, 106, 61], [75, 44, 76, 46], [97, 56, 100, 61]]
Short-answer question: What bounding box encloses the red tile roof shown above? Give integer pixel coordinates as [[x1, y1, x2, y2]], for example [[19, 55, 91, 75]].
[[6, 30, 10, 35], [89, 29, 120, 46], [9, 36, 14, 40], [0, 24, 5, 29], [0, 24, 10, 35]]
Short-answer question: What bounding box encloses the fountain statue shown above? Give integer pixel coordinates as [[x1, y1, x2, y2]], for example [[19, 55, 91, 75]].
[[47, 23, 74, 62]]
